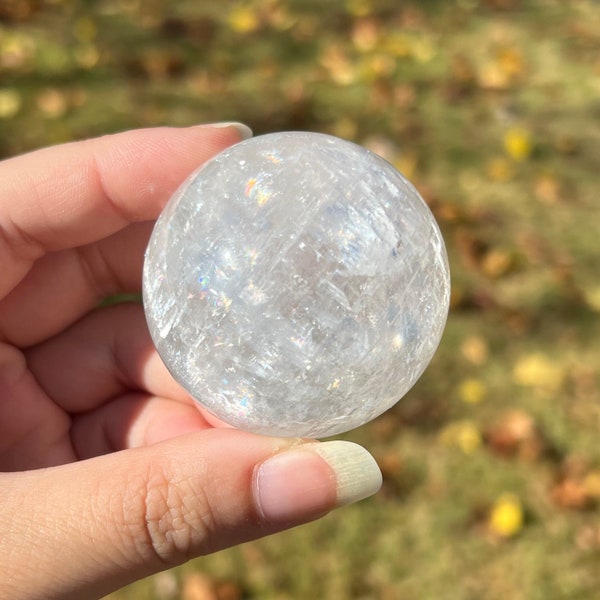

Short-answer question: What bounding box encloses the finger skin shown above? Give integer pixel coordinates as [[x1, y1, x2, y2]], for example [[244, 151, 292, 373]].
[[0, 341, 75, 469], [0, 430, 336, 600], [0, 124, 244, 334], [69, 393, 213, 458], [0, 125, 242, 257], [26, 302, 184, 414], [25, 302, 216, 458], [0, 222, 153, 346]]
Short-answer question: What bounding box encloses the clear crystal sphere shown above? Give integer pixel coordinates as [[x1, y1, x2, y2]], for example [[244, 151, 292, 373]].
[[143, 132, 450, 438]]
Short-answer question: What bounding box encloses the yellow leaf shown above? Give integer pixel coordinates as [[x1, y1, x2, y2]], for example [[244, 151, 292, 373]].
[[477, 47, 525, 90], [74, 44, 100, 69], [393, 154, 417, 180], [458, 378, 487, 404], [497, 47, 525, 79], [384, 33, 411, 58], [320, 45, 356, 85], [478, 61, 510, 90], [440, 420, 482, 454], [513, 353, 564, 392], [460, 335, 489, 365], [228, 6, 260, 34], [331, 117, 358, 140], [0, 88, 21, 119], [504, 127, 532, 162], [346, 0, 373, 17], [489, 493, 524, 538], [363, 53, 395, 79], [583, 285, 600, 312], [481, 248, 512, 278], [0, 32, 36, 70], [412, 37, 436, 63], [583, 472, 600, 499]]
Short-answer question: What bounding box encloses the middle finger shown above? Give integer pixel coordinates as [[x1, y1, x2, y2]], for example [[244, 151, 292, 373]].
[[0, 221, 152, 347]]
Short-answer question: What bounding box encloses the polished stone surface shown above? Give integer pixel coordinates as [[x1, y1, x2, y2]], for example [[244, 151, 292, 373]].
[[143, 132, 450, 438]]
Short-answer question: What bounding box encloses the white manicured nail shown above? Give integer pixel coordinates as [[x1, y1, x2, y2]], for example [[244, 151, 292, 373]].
[[210, 121, 253, 140], [311, 441, 383, 507]]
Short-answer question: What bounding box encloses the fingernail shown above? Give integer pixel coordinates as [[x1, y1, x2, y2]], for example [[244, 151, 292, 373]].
[[311, 441, 383, 507], [254, 441, 382, 523], [210, 121, 253, 140]]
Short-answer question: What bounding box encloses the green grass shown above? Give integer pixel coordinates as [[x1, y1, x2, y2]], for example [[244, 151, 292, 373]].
[[2, 0, 600, 598]]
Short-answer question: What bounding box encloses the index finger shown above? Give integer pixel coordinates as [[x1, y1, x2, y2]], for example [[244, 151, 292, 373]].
[[0, 123, 251, 297]]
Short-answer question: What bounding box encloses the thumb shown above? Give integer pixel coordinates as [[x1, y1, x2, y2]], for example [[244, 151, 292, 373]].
[[1, 429, 381, 600]]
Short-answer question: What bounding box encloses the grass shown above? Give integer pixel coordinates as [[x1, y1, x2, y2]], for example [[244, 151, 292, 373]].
[[1, 0, 600, 598]]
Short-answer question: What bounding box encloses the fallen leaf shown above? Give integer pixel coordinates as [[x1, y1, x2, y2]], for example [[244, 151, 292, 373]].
[[319, 44, 357, 85], [440, 420, 482, 454], [583, 285, 600, 312], [0, 88, 21, 119], [486, 157, 514, 182], [182, 573, 218, 600], [534, 174, 561, 204], [215, 581, 243, 600], [481, 248, 514, 279], [550, 457, 598, 510], [458, 378, 487, 404], [227, 6, 260, 34], [346, 0, 374, 18], [513, 353, 564, 392], [351, 18, 380, 52], [583, 471, 600, 499], [460, 336, 489, 366], [484, 409, 546, 462], [504, 127, 532, 162], [36, 88, 68, 118], [550, 477, 592, 510], [153, 571, 178, 599], [488, 493, 524, 538]]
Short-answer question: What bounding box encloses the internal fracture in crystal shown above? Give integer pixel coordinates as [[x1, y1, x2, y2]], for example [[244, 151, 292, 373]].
[[143, 132, 450, 438]]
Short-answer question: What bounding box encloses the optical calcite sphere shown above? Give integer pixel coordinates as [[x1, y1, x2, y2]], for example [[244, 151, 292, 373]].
[[143, 132, 450, 438]]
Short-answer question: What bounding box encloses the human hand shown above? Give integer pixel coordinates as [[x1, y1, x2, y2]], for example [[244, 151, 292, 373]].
[[0, 124, 382, 600]]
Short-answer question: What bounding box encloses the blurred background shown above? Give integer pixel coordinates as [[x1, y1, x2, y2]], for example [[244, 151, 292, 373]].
[[1, 0, 599, 598]]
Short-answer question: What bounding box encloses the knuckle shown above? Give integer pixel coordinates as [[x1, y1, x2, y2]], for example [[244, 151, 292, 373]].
[[123, 459, 216, 567]]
